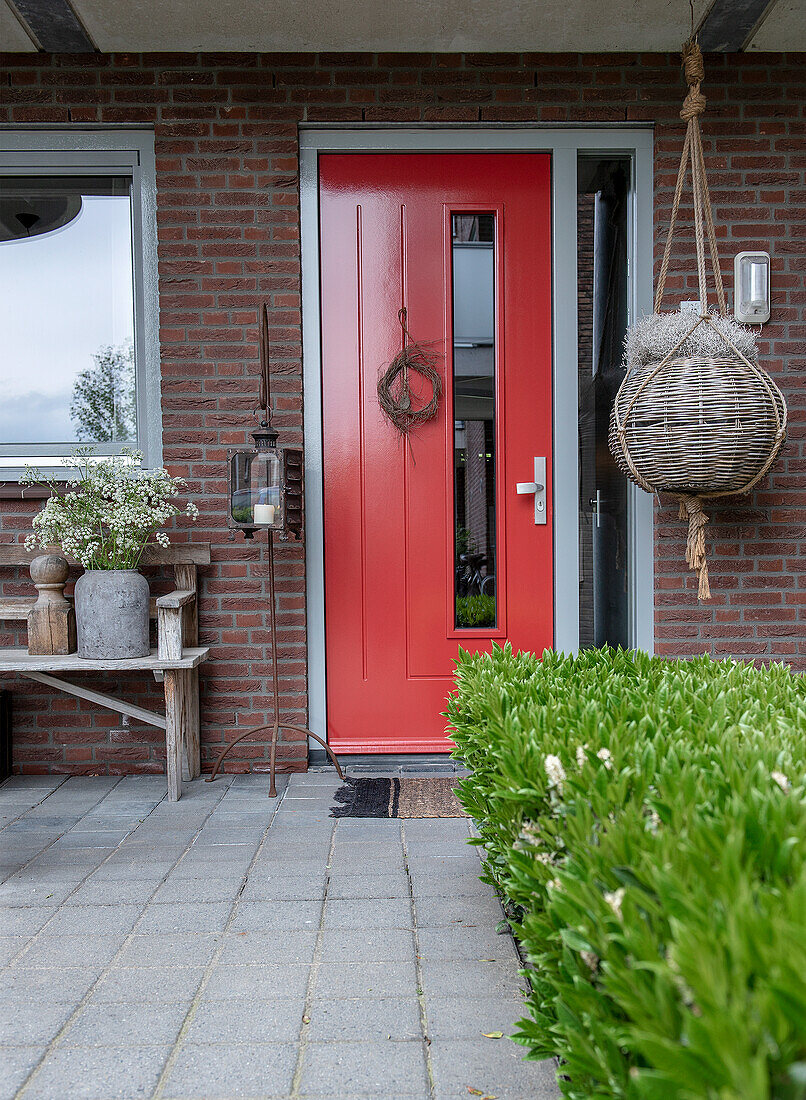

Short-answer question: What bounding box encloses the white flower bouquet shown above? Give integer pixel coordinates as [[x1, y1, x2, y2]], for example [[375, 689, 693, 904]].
[[21, 449, 199, 570]]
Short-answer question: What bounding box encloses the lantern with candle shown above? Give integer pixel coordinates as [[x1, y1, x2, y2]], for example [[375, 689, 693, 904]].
[[227, 304, 303, 540]]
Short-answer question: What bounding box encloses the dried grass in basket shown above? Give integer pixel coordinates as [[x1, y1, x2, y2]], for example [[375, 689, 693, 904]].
[[608, 39, 787, 600]]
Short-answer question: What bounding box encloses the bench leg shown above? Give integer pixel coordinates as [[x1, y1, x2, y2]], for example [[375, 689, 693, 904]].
[[164, 669, 186, 801], [183, 668, 200, 781]]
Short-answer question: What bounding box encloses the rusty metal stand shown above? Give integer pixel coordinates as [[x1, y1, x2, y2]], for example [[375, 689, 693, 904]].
[[206, 534, 343, 797]]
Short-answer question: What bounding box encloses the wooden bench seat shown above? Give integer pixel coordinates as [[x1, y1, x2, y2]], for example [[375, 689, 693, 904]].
[[0, 545, 211, 801]]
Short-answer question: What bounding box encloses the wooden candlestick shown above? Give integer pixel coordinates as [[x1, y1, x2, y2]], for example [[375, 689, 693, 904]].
[[27, 554, 77, 656]]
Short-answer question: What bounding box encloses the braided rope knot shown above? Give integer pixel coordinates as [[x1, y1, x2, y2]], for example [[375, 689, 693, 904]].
[[678, 495, 711, 600], [682, 38, 705, 85], [680, 87, 706, 120]]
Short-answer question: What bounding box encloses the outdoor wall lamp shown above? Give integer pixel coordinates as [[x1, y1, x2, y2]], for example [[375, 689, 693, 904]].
[[214, 303, 342, 796], [734, 251, 771, 324]]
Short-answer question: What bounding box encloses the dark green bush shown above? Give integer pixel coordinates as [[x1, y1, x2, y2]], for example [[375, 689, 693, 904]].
[[447, 646, 806, 1100]]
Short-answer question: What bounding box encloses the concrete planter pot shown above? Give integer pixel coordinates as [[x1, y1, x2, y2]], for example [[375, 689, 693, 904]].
[[74, 569, 150, 660]]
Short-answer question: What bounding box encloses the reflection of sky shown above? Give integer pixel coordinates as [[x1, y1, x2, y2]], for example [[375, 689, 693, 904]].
[[0, 195, 134, 445]]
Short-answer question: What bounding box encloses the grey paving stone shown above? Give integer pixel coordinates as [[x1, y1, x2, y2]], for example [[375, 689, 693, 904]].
[[406, 854, 483, 876], [61, 880, 158, 907], [184, 996, 304, 1043], [85, 861, 175, 882], [16, 933, 125, 969], [324, 897, 413, 930], [246, 859, 330, 879], [150, 876, 239, 905], [91, 965, 206, 1004], [0, 935, 26, 965], [62, 1001, 190, 1046], [409, 874, 490, 898], [39, 903, 144, 936], [228, 898, 321, 932], [218, 930, 319, 966], [327, 873, 411, 899], [413, 894, 504, 927], [330, 843, 406, 868], [319, 928, 416, 963], [250, 843, 332, 864], [299, 1040, 429, 1096], [20, 1043, 171, 1100], [333, 822, 403, 839], [425, 993, 529, 1040], [0, 966, 99, 1004], [0, 1043, 44, 1100], [169, 860, 252, 881], [307, 996, 422, 1041], [314, 960, 418, 999], [0, 1000, 75, 1044], [203, 962, 311, 1001], [135, 901, 232, 934], [430, 1038, 560, 1099], [419, 959, 530, 1000], [240, 873, 327, 902], [416, 925, 518, 961], [401, 819, 472, 839], [0, 906, 56, 936], [161, 1041, 298, 1099], [116, 933, 222, 968]]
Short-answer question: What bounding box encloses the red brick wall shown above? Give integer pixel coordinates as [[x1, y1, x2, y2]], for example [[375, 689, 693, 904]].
[[0, 50, 803, 773]]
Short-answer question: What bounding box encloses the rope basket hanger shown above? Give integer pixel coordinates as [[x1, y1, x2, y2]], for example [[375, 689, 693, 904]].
[[609, 38, 787, 600]]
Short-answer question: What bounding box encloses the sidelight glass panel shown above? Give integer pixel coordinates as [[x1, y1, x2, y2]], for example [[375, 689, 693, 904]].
[[452, 213, 496, 629], [577, 157, 631, 648]]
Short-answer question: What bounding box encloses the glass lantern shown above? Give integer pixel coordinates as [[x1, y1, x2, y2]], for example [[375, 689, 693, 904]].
[[228, 424, 304, 539], [228, 425, 283, 537]]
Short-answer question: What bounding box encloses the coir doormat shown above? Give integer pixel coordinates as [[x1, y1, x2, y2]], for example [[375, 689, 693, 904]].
[[331, 777, 469, 819]]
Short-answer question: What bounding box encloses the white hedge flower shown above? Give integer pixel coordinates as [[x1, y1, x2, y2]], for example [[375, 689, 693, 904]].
[[771, 771, 790, 794], [575, 744, 589, 768], [544, 754, 566, 792], [604, 887, 625, 920], [597, 748, 613, 770]]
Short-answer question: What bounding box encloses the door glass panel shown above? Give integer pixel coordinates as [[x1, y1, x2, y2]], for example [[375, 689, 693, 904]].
[[452, 213, 496, 629], [577, 158, 631, 648]]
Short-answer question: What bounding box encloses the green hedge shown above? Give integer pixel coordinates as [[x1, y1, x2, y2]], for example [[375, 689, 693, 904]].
[[447, 646, 806, 1100]]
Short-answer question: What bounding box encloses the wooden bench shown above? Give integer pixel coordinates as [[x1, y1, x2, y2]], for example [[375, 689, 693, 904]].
[[0, 545, 211, 801]]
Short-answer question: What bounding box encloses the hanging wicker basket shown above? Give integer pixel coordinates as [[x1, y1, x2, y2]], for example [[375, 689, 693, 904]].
[[608, 39, 787, 600]]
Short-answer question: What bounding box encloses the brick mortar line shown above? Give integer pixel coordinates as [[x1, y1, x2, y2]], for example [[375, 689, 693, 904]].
[[150, 776, 292, 1099], [288, 817, 338, 1099], [14, 775, 236, 1100], [401, 822, 436, 1100]]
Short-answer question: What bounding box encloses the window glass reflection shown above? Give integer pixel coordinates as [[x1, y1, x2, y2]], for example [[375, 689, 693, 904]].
[[0, 176, 136, 446], [453, 214, 496, 629]]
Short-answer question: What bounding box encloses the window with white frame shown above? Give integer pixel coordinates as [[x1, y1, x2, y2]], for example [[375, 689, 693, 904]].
[[0, 131, 161, 475]]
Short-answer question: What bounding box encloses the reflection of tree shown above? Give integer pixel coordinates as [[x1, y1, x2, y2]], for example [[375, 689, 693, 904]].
[[70, 343, 136, 442]]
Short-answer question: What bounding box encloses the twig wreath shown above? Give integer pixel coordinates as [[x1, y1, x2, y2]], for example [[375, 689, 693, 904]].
[[377, 308, 442, 434]]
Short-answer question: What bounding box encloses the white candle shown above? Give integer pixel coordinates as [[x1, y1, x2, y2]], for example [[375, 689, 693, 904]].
[[253, 503, 276, 525]]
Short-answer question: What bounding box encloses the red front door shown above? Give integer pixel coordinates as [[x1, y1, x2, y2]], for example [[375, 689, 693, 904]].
[[320, 154, 552, 752]]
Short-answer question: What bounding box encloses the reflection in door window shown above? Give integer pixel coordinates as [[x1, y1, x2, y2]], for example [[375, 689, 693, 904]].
[[452, 214, 496, 629], [577, 158, 631, 648]]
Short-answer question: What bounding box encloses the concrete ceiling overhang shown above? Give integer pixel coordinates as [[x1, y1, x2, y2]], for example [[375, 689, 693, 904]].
[[0, 0, 802, 52]]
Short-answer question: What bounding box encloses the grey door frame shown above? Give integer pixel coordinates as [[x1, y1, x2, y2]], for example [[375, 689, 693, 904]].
[[300, 125, 655, 747]]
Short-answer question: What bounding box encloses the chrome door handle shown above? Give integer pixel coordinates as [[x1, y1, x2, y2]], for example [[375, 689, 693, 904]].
[[516, 458, 547, 525]]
